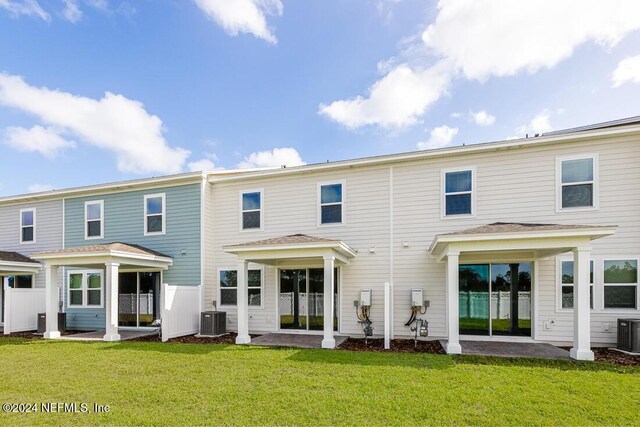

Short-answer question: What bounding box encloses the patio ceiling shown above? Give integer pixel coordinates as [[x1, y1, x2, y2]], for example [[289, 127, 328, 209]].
[[429, 222, 617, 261]]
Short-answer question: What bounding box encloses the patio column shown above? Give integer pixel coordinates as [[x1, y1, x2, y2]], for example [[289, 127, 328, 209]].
[[44, 264, 60, 339], [322, 255, 336, 349], [570, 246, 594, 361], [236, 259, 251, 344], [104, 262, 121, 342], [446, 252, 462, 354]]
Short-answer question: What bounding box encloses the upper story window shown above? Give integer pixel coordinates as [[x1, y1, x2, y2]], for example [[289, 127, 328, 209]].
[[20, 208, 36, 243], [241, 190, 263, 230], [319, 182, 344, 225], [557, 155, 598, 210], [144, 193, 166, 236], [85, 200, 104, 240], [68, 270, 103, 308], [560, 260, 594, 309], [603, 259, 638, 309], [442, 168, 475, 217]]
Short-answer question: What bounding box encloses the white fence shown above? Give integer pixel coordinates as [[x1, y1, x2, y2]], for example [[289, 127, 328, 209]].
[[3, 287, 46, 334], [119, 293, 154, 315], [160, 284, 200, 342], [459, 291, 531, 320], [280, 292, 325, 317]]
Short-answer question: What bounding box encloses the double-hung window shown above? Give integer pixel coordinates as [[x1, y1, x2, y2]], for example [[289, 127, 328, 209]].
[[560, 260, 594, 309], [319, 182, 344, 225], [219, 269, 262, 306], [558, 155, 597, 210], [20, 208, 35, 243], [603, 259, 638, 309], [443, 168, 474, 216], [68, 271, 103, 308], [85, 200, 104, 239], [144, 194, 165, 235], [241, 190, 262, 230]]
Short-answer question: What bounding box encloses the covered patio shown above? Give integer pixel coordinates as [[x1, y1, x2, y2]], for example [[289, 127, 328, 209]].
[[31, 243, 172, 342], [223, 234, 356, 349], [429, 222, 617, 361], [1, 251, 42, 333]]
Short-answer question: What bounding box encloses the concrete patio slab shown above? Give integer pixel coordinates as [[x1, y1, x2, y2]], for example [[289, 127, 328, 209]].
[[250, 333, 349, 349], [57, 329, 158, 342], [446, 340, 571, 359]]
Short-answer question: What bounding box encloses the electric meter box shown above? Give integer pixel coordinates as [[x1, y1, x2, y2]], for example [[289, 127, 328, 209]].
[[360, 289, 372, 307], [411, 288, 424, 308]]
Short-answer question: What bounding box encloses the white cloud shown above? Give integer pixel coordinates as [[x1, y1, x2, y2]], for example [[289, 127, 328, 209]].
[[423, 0, 640, 81], [319, 61, 453, 129], [28, 183, 54, 193], [322, 0, 640, 130], [470, 110, 495, 126], [612, 55, 640, 87], [62, 0, 81, 22], [0, 0, 49, 20], [187, 158, 216, 171], [194, 0, 283, 44], [3, 125, 76, 159], [514, 111, 553, 137], [0, 73, 190, 174], [416, 125, 458, 150], [237, 147, 305, 169]]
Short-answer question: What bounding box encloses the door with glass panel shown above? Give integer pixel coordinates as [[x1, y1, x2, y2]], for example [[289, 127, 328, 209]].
[[459, 263, 532, 337], [118, 272, 160, 327], [279, 268, 338, 331]]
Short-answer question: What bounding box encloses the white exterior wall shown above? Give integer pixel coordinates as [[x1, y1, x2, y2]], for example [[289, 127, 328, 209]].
[[207, 134, 639, 344], [0, 199, 64, 289]]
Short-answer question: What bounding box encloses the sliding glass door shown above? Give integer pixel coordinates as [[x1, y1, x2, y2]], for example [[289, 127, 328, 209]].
[[279, 268, 338, 331], [459, 263, 532, 337], [118, 272, 160, 328]]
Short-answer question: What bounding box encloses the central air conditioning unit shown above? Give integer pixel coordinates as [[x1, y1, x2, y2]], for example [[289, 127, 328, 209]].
[[617, 319, 640, 353], [201, 311, 226, 336]]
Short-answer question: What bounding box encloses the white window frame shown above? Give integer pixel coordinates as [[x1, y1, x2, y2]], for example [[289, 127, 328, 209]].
[[19, 207, 36, 244], [84, 200, 104, 240], [239, 189, 264, 232], [555, 257, 595, 312], [144, 193, 166, 236], [67, 270, 104, 308], [555, 153, 599, 212], [217, 267, 264, 309], [441, 167, 476, 219], [602, 257, 639, 311], [317, 180, 346, 227], [6, 275, 34, 289]]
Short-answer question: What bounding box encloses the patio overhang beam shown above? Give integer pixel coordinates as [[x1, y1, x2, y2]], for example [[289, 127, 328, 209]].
[[0, 261, 42, 275], [223, 243, 356, 265]]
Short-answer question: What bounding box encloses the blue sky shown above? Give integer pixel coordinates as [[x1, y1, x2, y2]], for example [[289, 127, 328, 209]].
[[0, 0, 639, 196]]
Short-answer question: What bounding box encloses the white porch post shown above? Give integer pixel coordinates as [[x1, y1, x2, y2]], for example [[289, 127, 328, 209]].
[[446, 252, 462, 354], [236, 259, 251, 344], [44, 264, 60, 339], [322, 256, 336, 349], [570, 247, 594, 361], [104, 262, 121, 342]]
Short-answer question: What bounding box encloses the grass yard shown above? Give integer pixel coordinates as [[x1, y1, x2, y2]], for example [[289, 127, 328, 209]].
[[0, 338, 639, 426]]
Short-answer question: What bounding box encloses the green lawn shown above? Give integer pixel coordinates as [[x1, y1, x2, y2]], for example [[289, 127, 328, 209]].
[[0, 338, 638, 426]]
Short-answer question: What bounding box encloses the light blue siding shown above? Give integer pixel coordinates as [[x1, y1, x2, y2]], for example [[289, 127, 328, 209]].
[[63, 183, 201, 328]]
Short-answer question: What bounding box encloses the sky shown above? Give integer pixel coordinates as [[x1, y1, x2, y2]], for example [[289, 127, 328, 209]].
[[0, 0, 639, 196]]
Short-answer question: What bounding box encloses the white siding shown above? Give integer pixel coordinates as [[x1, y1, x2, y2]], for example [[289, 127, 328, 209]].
[[207, 134, 640, 345], [0, 199, 64, 289]]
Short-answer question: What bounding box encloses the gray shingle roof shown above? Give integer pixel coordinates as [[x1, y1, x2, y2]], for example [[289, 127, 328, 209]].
[[0, 251, 40, 264], [34, 243, 169, 258], [225, 234, 340, 248], [443, 222, 615, 236]]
